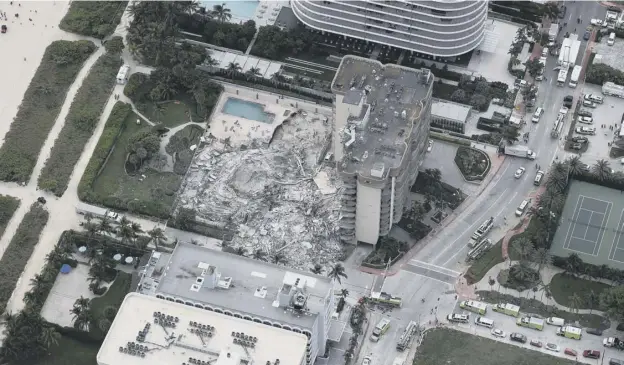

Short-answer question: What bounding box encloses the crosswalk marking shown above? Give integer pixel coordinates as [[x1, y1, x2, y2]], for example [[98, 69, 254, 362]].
[[409, 259, 461, 276]]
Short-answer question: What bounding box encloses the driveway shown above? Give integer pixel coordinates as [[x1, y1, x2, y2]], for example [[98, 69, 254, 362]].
[[421, 141, 480, 196]]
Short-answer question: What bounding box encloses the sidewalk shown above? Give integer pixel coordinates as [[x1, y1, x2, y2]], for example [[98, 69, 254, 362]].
[[360, 152, 507, 276]]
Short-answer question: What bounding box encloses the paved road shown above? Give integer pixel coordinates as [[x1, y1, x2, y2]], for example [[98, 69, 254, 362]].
[[352, 3, 610, 365]]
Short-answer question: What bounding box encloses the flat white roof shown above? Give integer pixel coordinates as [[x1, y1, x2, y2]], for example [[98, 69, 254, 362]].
[[97, 293, 307, 365]]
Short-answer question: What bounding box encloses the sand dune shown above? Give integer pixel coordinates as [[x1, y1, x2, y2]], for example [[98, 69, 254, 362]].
[[0, 1, 85, 149]]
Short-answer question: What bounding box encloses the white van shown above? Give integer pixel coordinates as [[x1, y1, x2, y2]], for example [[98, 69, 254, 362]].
[[475, 316, 494, 328], [608, 32, 616, 46], [546, 317, 565, 326], [515, 200, 529, 216], [532, 107, 544, 123], [542, 47, 549, 57]]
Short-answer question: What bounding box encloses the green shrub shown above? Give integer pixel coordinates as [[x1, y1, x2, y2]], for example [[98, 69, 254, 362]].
[[585, 63, 624, 85], [59, 1, 128, 38], [0, 40, 96, 183], [0, 203, 49, 314], [77, 102, 132, 201], [38, 52, 123, 196], [0, 195, 20, 238]]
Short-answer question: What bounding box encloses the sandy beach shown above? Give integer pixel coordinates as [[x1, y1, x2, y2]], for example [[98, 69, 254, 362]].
[[0, 1, 81, 150]]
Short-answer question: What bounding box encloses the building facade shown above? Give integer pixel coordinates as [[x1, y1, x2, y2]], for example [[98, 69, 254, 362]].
[[332, 56, 433, 245], [291, 0, 487, 58], [430, 99, 471, 133], [138, 244, 337, 365]]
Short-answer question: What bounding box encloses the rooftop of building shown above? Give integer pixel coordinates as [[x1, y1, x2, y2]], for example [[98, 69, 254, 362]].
[[148, 243, 332, 328], [97, 293, 307, 365], [431, 99, 472, 123], [331, 55, 432, 180]]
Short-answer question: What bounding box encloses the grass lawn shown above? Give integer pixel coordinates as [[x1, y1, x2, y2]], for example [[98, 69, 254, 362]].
[[415, 328, 577, 365], [477, 291, 609, 328], [465, 240, 504, 285], [89, 271, 132, 340], [0, 195, 20, 238], [141, 100, 194, 128], [549, 273, 612, 309], [34, 335, 99, 365], [91, 110, 181, 216]]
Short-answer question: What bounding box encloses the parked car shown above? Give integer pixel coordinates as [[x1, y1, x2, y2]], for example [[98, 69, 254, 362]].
[[582, 99, 597, 108], [491, 328, 505, 338], [577, 116, 593, 124], [447, 313, 469, 323], [584, 30, 591, 40], [610, 358, 623, 365], [571, 142, 583, 150], [514, 167, 526, 178], [576, 126, 596, 135], [565, 348, 578, 356], [530, 339, 543, 348], [510, 333, 527, 343], [427, 139, 433, 152], [546, 343, 561, 352], [578, 109, 593, 117], [584, 350, 601, 359], [564, 95, 574, 108], [1, 25, 6, 34], [587, 328, 604, 336], [572, 136, 589, 143], [591, 18, 604, 26], [585, 94, 604, 104]]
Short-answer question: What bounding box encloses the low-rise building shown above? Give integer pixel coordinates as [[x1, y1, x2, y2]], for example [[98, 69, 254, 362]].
[[431, 99, 472, 133], [137, 243, 341, 364], [97, 292, 308, 365]]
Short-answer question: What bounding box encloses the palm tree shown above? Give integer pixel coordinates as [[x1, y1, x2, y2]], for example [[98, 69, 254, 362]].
[[564, 253, 583, 276], [328, 263, 348, 284], [311, 263, 323, 275], [592, 159, 612, 181], [70, 296, 93, 331], [212, 3, 232, 22], [204, 55, 219, 68], [545, 171, 567, 193], [566, 156, 585, 176], [98, 216, 113, 236], [531, 247, 552, 274], [542, 2, 560, 21], [340, 288, 349, 298], [568, 293, 584, 314], [251, 249, 267, 261], [39, 326, 60, 348], [147, 227, 167, 251], [226, 62, 241, 76], [245, 67, 262, 80], [30, 273, 46, 288], [512, 237, 534, 261], [585, 290, 599, 314]]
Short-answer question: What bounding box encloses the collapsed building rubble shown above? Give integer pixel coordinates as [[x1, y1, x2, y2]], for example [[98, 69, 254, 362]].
[[177, 112, 344, 270]]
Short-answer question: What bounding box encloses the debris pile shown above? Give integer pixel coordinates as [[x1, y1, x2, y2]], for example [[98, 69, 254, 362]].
[[178, 113, 343, 270]]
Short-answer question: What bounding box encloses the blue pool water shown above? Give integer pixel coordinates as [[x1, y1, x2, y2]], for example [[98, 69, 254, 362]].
[[222, 98, 274, 124], [202, 1, 259, 22]]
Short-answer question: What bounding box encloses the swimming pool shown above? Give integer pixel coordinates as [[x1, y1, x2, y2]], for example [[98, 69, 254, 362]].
[[202, 1, 259, 22], [222, 97, 274, 124]]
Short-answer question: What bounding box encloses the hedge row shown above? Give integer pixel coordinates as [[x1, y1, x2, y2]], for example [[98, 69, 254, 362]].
[[0, 203, 49, 314], [77, 101, 132, 202], [0, 40, 97, 183], [59, 1, 128, 38], [585, 63, 624, 86], [0, 195, 20, 239], [38, 53, 123, 196]]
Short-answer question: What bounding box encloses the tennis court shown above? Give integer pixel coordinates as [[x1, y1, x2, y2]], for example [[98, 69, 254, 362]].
[[551, 180, 624, 269]]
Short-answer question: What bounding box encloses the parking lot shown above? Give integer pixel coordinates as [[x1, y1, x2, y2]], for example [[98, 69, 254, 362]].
[[565, 83, 624, 171], [445, 301, 623, 364]]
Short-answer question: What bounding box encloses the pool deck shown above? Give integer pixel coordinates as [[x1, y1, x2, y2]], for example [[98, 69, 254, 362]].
[[209, 91, 291, 146]]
